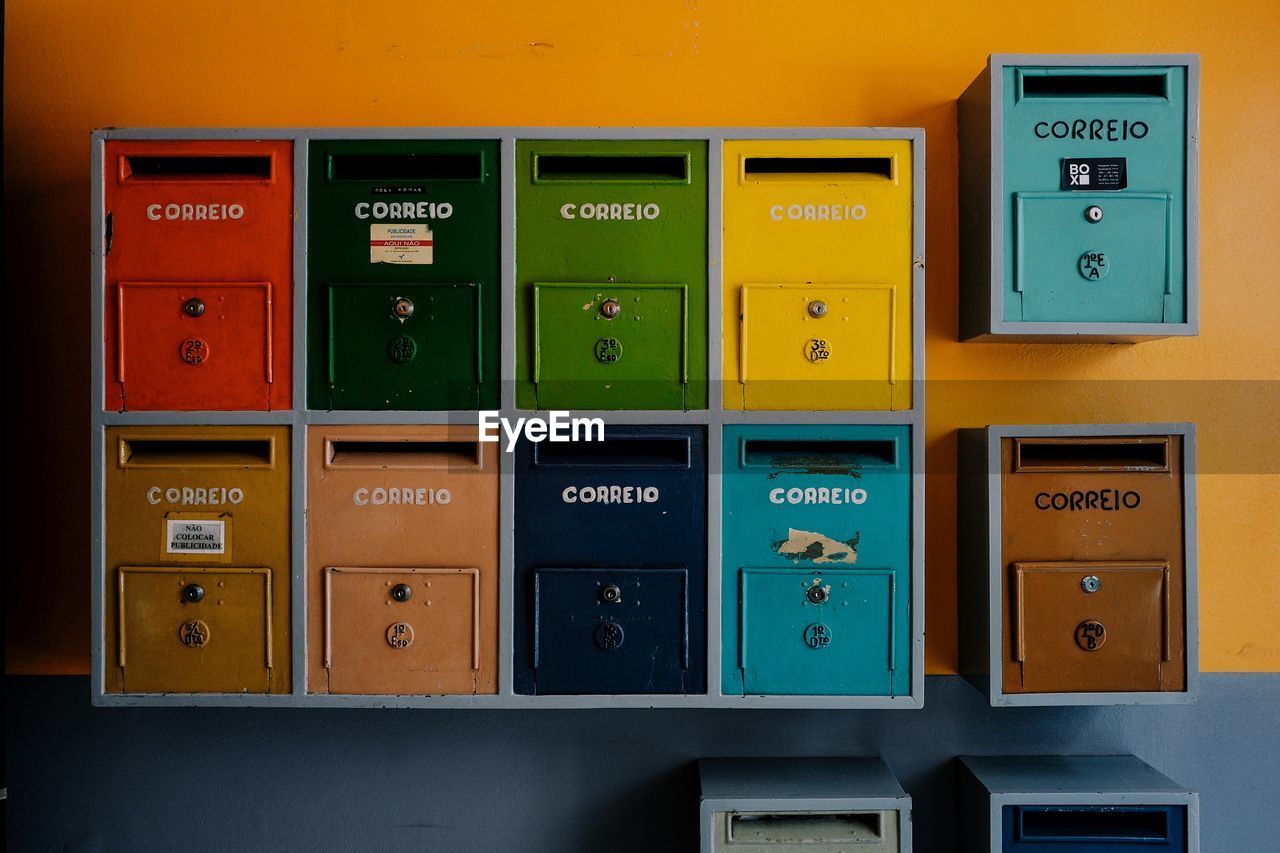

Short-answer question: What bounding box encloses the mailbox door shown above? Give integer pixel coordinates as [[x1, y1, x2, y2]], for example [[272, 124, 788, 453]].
[[1001, 65, 1189, 324], [1003, 805, 1186, 851], [307, 140, 500, 411], [721, 139, 915, 411], [740, 568, 896, 695], [738, 283, 897, 410], [117, 281, 273, 411], [103, 140, 293, 411], [532, 568, 688, 695], [533, 282, 687, 409], [515, 140, 709, 410], [1012, 561, 1171, 693], [1013, 192, 1171, 322], [118, 566, 272, 693], [714, 810, 899, 852], [324, 567, 480, 695], [323, 282, 482, 410]]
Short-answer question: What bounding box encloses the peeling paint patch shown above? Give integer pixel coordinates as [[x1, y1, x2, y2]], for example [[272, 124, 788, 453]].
[[772, 528, 860, 564]]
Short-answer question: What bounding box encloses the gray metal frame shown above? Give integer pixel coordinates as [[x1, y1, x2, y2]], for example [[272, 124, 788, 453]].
[[89, 126, 925, 708], [699, 758, 913, 853], [958, 53, 1201, 342], [956, 755, 1200, 852], [956, 423, 1199, 707]]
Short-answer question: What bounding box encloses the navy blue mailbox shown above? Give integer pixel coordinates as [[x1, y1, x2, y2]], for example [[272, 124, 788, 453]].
[[1003, 806, 1187, 852], [513, 425, 707, 695]]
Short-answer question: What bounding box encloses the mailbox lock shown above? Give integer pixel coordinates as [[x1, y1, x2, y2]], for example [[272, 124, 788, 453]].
[[807, 300, 828, 319], [599, 583, 623, 605], [392, 297, 415, 320], [1081, 575, 1102, 594], [806, 584, 830, 605], [1084, 205, 1104, 224], [599, 298, 622, 319], [182, 583, 205, 604], [183, 298, 206, 318], [390, 583, 413, 603]]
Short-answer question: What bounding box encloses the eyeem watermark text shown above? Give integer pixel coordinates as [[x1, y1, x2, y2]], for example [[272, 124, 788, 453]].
[[479, 410, 605, 452]]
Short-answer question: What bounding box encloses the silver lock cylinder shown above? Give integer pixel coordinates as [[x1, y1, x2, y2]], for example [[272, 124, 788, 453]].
[[807, 300, 828, 319], [1085, 205, 1104, 223], [1081, 575, 1101, 594], [599, 583, 622, 604]]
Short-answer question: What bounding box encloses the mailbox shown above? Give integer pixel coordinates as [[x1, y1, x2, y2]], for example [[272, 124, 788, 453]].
[[958, 756, 1197, 852], [306, 425, 498, 695], [722, 425, 911, 696], [103, 425, 291, 693], [102, 140, 293, 411], [958, 424, 1195, 703], [721, 139, 917, 411], [959, 55, 1199, 339], [699, 758, 911, 853], [513, 426, 707, 694], [307, 140, 500, 411], [515, 140, 708, 410]]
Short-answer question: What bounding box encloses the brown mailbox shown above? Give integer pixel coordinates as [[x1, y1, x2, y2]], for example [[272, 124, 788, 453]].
[[307, 425, 498, 695], [1001, 435, 1187, 694], [104, 425, 291, 694]]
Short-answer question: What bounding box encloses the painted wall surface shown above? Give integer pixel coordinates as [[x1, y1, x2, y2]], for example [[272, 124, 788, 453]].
[[4, 2, 1278, 677], [7, 674, 1278, 851]]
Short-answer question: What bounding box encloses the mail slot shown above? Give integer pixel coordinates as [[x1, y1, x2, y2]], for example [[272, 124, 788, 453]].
[[959, 56, 1198, 337], [103, 425, 291, 693], [515, 141, 708, 410], [306, 425, 498, 694], [722, 140, 915, 411], [513, 426, 707, 694], [1003, 805, 1187, 851], [103, 140, 293, 411], [722, 425, 911, 696], [714, 811, 900, 852], [1000, 433, 1187, 694], [307, 140, 500, 410]]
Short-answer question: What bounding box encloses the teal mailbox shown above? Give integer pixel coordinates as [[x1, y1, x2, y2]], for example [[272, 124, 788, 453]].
[[722, 425, 911, 696], [959, 55, 1199, 340]]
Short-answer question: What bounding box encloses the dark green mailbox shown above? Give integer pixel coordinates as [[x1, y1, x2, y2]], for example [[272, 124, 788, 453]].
[[308, 140, 500, 410], [515, 140, 708, 411]]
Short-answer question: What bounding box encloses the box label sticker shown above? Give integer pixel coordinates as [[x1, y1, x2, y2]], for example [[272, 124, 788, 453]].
[[370, 224, 434, 264], [166, 519, 226, 554], [1060, 157, 1128, 191]]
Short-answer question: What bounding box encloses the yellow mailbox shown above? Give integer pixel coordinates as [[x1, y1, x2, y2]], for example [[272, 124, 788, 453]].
[[104, 425, 291, 694], [722, 139, 915, 411]]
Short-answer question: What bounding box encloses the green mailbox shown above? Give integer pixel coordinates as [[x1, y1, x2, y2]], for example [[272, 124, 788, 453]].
[[515, 140, 708, 410], [308, 140, 500, 410]]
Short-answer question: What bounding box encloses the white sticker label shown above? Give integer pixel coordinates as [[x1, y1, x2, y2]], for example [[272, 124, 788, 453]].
[[370, 224, 433, 264], [166, 519, 226, 554]]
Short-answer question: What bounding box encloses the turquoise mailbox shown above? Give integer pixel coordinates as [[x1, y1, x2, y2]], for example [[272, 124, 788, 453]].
[[722, 425, 911, 696], [959, 55, 1199, 340]]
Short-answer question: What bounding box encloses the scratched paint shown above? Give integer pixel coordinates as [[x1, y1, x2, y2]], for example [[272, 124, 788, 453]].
[[772, 528, 860, 564]]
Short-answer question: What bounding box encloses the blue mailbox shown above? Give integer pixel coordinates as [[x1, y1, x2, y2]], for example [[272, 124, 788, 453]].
[[513, 425, 707, 695], [722, 424, 911, 696], [1004, 806, 1188, 852]]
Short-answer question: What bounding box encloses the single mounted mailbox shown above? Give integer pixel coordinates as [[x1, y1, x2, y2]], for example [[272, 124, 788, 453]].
[[958, 424, 1196, 705], [103, 426, 291, 693], [513, 426, 707, 694], [306, 425, 498, 695], [699, 758, 911, 853], [308, 140, 500, 410], [103, 140, 294, 410], [721, 138, 919, 411], [515, 140, 709, 410], [722, 425, 912, 697], [959, 55, 1199, 340], [958, 755, 1198, 852]]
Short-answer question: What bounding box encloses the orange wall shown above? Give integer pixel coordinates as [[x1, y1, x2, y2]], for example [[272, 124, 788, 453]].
[[5, 0, 1278, 675]]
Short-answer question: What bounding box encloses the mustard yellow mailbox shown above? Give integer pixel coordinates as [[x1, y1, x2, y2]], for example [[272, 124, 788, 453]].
[[722, 137, 918, 411], [104, 425, 291, 694]]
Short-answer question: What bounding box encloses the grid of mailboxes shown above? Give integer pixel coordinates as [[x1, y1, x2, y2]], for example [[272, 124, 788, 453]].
[[95, 53, 1202, 849]]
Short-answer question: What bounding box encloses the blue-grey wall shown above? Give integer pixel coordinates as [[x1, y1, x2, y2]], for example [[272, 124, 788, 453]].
[[6, 674, 1278, 852]]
